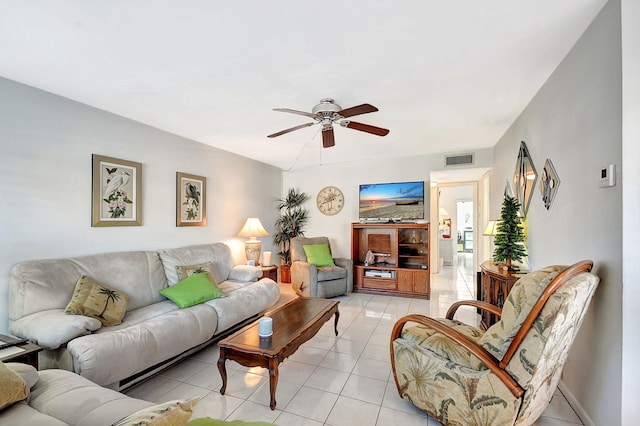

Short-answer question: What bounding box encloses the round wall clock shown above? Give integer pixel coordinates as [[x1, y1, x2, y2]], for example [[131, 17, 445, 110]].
[[317, 186, 344, 216]]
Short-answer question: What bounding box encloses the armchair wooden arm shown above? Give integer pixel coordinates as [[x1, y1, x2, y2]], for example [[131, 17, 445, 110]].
[[446, 300, 502, 320], [390, 314, 524, 398]]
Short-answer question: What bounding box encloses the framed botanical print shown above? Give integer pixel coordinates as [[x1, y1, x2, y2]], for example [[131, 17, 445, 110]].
[[176, 172, 206, 226], [92, 154, 142, 227]]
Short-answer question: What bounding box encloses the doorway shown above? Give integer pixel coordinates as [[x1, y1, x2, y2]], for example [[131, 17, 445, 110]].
[[436, 184, 474, 268]]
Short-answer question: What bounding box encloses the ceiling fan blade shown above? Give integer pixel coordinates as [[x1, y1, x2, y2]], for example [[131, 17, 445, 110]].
[[322, 127, 335, 148], [273, 108, 316, 119], [338, 103, 378, 118], [344, 121, 390, 136], [267, 122, 315, 138]]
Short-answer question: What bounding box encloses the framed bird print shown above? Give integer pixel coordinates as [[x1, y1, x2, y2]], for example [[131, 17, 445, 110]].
[[92, 154, 142, 227], [176, 172, 206, 227]]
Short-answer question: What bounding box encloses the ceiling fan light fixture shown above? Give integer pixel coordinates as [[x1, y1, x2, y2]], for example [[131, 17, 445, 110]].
[[312, 98, 341, 114], [269, 98, 389, 146]]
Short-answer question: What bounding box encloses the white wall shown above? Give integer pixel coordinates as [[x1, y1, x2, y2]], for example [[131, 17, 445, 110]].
[[621, 0, 640, 424], [281, 150, 492, 260], [491, 2, 622, 425], [0, 77, 281, 334]]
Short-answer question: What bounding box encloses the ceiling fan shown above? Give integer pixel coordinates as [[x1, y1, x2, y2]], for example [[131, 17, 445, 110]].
[[267, 98, 390, 148]]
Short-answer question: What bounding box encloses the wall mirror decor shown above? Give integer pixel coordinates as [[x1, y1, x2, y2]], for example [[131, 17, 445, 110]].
[[540, 158, 560, 210], [513, 141, 537, 217]]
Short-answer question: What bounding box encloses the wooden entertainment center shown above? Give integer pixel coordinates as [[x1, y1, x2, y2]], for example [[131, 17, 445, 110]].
[[351, 222, 430, 298]]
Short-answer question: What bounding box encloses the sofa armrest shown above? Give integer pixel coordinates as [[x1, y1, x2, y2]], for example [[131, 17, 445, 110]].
[[334, 258, 353, 292], [9, 309, 102, 350], [291, 261, 318, 297], [228, 265, 261, 282]]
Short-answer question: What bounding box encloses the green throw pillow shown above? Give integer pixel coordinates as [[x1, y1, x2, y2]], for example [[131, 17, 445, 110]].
[[303, 243, 335, 267], [160, 273, 226, 308]]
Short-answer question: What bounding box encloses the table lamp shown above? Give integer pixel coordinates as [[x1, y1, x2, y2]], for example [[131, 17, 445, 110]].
[[238, 218, 269, 265], [483, 220, 500, 237], [483, 220, 500, 262]]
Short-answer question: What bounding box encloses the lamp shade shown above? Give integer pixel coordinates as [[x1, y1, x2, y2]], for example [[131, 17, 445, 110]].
[[238, 218, 269, 238], [438, 207, 450, 217], [483, 220, 500, 236]]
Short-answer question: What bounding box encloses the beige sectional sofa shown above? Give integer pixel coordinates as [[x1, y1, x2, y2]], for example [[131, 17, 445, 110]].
[[1, 362, 276, 425], [8, 243, 280, 390], [1, 362, 158, 425]]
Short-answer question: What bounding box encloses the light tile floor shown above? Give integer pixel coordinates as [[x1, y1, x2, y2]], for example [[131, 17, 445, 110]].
[[125, 253, 584, 425]]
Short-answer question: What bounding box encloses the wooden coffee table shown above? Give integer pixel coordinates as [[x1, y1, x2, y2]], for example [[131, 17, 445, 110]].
[[217, 297, 339, 409]]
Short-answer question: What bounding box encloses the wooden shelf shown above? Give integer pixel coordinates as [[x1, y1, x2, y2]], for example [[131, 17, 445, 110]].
[[351, 222, 430, 298]]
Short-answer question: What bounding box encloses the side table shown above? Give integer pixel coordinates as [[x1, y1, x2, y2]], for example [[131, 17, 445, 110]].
[[478, 261, 523, 329], [0, 335, 42, 369], [259, 265, 278, 282]]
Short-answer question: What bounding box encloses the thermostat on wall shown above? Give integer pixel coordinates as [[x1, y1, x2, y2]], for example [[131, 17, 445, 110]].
[[599, 164, 616, 188]]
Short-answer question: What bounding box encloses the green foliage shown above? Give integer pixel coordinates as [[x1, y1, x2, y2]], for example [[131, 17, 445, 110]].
[[273, 188, 310, 264], [493, 195, 527, 265]]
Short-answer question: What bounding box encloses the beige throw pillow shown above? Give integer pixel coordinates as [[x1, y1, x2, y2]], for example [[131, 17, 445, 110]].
[[65, 275, 129, 326], [112, 397, 199, 426], [0, 361, 29, 411], [176, 262, 217, 284]]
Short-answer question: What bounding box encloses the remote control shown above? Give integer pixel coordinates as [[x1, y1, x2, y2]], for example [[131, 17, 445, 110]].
[[0, 338, 28, 350]]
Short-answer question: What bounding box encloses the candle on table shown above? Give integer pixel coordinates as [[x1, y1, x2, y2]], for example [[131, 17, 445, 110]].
[[259, 317, 272, 336]]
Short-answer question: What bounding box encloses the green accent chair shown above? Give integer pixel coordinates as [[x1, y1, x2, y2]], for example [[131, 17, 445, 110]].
[[390, 260, 599, 426]]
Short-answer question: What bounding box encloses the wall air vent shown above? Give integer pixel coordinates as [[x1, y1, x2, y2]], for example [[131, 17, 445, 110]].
[[444, 153, 474, 167]]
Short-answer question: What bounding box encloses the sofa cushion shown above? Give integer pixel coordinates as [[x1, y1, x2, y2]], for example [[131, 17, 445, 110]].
[[96, 300, 179, 333], [206, 279, 280, 333], [9, 309, 102, 350], [9, 251, 166, 322], [176, 262, 217, 283], [159, 243, 235, 286], [66, 303, 218, 387], [401, 319, 484, 369], [303, 244, 335, 267], [28, 368, 153, 425], [0, 401, 68, 425], [317, 265, 347, 281], [160, 273, 226, 308], [113, 397, 199, 426], [65, 275, 129, 326], [5, 363, 39, 389], [0, 361, 29, 410]]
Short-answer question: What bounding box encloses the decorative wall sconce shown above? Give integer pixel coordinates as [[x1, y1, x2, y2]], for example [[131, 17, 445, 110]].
[[513, 141, 538, 217], [540, 159, 561, 210]]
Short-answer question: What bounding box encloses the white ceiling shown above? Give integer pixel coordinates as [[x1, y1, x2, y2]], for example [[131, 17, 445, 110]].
[[0, 1, 607, 170]]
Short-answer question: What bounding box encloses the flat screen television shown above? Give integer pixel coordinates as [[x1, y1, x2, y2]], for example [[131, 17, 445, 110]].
[[359, 181, 425, 221]]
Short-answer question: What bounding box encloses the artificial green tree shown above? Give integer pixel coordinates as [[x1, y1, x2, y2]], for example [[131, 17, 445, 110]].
[[273, 188, 310, 265], [493, 195, 527, 270]]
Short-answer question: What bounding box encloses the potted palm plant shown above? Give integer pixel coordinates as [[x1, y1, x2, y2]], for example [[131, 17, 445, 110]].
[[273, 188, 310, 283], [493, 195, 527, 270]]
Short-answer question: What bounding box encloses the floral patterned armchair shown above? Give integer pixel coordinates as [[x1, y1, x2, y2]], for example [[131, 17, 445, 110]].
[[390, 260, 599, 426]]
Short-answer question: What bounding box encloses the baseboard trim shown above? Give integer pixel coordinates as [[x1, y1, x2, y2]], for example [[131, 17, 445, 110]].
[[558, 380, 595, 426]]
